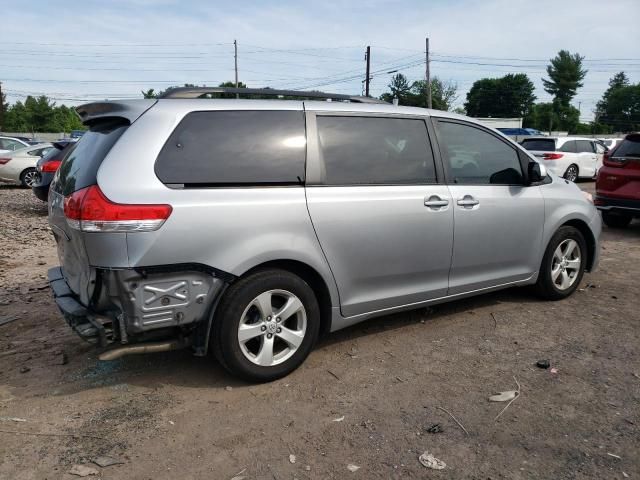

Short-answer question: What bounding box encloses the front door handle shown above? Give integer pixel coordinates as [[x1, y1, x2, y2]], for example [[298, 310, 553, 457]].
[[424, 195, 449, 209], [457, 195, 479, 208]]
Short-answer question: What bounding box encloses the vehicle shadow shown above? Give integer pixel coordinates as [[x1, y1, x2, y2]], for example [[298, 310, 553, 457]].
[[0, 183, 48, 216], [52, 286, 539, 395], [601, 219, 640, 240], [316, 286, 539, 350]]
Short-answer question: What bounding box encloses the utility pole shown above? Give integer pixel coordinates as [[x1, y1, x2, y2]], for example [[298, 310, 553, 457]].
[[425, 37, 432, 109], [365, 46, 371, 97], [234, 40, 239, 99], [0, 81, 3, 130]]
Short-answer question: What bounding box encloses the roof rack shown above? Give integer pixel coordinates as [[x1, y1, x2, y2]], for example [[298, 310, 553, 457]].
[[158, 87, 388, 104]]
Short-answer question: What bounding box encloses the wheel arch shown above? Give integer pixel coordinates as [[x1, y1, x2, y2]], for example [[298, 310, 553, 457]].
[[239, 259, 335, 336], [20, 166, 37, 185], [560, 218, 596, 271]]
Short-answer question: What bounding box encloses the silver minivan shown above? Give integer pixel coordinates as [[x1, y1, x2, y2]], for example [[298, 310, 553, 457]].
[[47, 88, 601, 381]]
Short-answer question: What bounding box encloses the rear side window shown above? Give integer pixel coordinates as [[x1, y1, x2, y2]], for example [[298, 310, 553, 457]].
[[521, 139, 556, 151], [155, 111, 306, 186], [559, 140, 577, 153], [316, 116, 436, 185], [41, 146, 63, 162], [576, 140, 594, 153], [55, 120, 128, 195], [436, 120, 523, 185], [0, 139, 24, 151]]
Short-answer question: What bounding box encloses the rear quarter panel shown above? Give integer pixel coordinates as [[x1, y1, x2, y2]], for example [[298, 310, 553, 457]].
[[94, 100, 341, 306]]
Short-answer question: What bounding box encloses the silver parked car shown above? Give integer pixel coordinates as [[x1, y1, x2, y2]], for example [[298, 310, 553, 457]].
[[47, 88, 601, 382]]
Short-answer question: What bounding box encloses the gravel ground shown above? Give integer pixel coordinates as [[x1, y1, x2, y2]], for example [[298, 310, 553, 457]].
[[0, 182, 639, 480]]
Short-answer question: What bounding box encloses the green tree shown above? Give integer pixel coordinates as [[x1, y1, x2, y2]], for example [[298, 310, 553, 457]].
[[542, 50, 587, 107], [141, 88, 157, 99], [598, 83, 640, 132], [410, 77, 458, 111], [380, 75, 458, 111], [2, 95, 86, 133], [525, 102, 581, 134], [464, 74, 536, 118], [595, 72, 638, 131], [0, 87, 6, 130], [380, 73, 412, 104]]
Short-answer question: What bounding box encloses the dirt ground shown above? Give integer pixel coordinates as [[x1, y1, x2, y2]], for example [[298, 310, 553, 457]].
[[0, 182, 638, 480]]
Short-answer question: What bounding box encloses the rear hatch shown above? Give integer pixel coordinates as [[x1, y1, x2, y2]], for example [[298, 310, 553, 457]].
[[48, 119, 129, 305], [597, 134, 640, 200]]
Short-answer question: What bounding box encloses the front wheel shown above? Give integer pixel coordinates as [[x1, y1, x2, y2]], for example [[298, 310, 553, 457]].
[[534, 226, 587, 300], [563, 164, 579, 182], [211, 269, 320, 382], [20, 168, 38, 188], [602, 211, 632, 228]]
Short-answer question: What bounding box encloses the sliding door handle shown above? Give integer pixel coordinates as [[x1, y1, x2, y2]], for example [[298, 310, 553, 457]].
[[457, 195, 479, 207], [424, 195, 449, 209]]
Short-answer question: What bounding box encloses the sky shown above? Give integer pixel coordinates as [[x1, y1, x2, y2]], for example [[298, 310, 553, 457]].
[[1, 0, 639, 121]]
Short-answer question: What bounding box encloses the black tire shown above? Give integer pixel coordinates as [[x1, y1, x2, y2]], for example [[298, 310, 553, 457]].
[[211, 269, 320, 382], [602, 211, 632, 229], [534, 226, 587, 300], [20, 168, 38, 188], [563, 164, 579, 182]]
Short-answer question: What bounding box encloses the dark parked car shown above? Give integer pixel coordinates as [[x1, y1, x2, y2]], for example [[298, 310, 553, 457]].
[[32, 141, 76, 201], [595, 133, 640, 228]]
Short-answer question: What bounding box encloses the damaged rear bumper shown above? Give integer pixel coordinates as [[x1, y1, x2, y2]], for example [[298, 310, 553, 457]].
[[49, 267, 109, 345], [48, 266, 228, 353]]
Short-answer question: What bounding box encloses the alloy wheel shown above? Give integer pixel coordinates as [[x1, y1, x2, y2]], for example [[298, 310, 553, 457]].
[[564, 165, 578, 182], [551, 239, 581, 290], [237, 289, 307, 367], [23, 170, 38, 187]]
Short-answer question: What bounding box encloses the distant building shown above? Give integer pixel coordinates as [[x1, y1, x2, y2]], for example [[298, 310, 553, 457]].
[[473, 117, 522, 129]]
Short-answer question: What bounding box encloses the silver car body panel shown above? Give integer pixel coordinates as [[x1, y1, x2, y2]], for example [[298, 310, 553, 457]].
[[446, 184, 544, 295], [49, 98, 601, 341]]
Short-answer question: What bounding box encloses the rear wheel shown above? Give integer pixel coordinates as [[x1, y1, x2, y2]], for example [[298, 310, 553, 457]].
[[211, 269, 320, 382], [563, 164, 579, 182], [20, 168, 38, 188], [602, 211, 632, 228], [534, 226, 586, 300]]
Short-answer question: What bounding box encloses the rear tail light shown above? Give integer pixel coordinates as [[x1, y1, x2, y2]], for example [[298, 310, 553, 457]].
[[63, 185, 172, 232], [543, 153, 564, 160], [0, 158, 11, 165], [41, 160, 62, 173], [603, 152, 626, 167]]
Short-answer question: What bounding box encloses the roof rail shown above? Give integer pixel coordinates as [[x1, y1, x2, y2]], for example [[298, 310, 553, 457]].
[[158, 87, 388, 104]]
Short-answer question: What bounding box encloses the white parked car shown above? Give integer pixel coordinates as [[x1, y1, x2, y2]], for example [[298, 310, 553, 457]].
[[0, 136, 30, 155], [520, 137, 600, 181], [0, 144, 53, 187]]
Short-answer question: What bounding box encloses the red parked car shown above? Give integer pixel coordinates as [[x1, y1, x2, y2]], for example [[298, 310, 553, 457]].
[[595, 133, 640, 228]]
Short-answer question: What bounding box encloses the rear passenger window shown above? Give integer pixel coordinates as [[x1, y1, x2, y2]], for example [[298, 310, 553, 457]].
[[576, 140, 594, 153], [316, 116, 436, 185], [559, 141, 577, 153], [155, 111, 306, 185], [435, 120, 523, 185]]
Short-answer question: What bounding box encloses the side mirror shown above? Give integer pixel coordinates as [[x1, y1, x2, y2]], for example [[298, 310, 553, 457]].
[[527, 161, 545, 184]]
